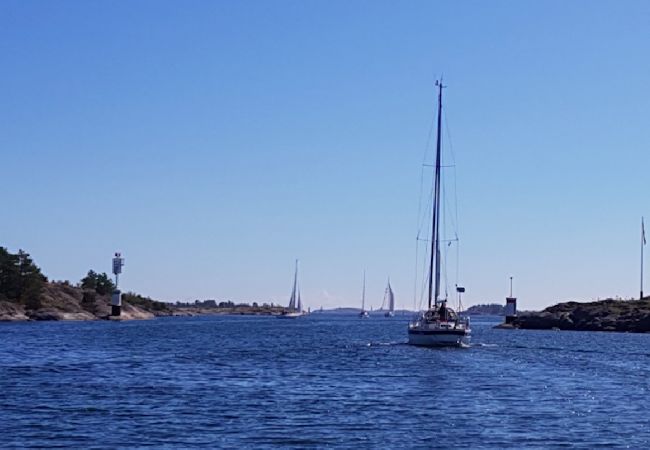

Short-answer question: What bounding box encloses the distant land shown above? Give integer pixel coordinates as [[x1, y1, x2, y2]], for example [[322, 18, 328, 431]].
[[464, 303, 505, 315], [0, 281, 291, 322], [313, 307, 409, 314], [314, 305, 506, 316], [0, 247, 291, 321], [170, 299, 288, 317], [8, 246, 648, 331]]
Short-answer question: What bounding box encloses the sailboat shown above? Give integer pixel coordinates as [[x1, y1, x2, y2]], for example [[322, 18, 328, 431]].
[[359, 271, 369, 318], [407, 80, 471, 347], [383, 279, 395, 317], [278, 260, 307, 319]]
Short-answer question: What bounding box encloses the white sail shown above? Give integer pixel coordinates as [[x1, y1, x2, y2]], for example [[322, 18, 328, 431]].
[[278, 260, 307, 319], [288, 260, 299, 311], [383, 279, 395, 317], [288, 287, 296, 310]]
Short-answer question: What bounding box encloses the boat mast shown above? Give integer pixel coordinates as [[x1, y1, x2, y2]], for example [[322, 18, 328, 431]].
[[428, 80, 444, 310]]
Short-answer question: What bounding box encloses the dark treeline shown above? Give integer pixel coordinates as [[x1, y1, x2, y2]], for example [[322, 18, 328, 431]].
[[123, 292, 170, 312], [80, 270, 115, 295], [465, 303, 506, 315], [0, 247, 47, 309], [174, 299, 274, 309]]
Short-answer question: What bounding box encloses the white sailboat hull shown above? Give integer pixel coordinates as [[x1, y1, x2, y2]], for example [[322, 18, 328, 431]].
[[408, 314, 471, 347], [407, 328, 470, 347]]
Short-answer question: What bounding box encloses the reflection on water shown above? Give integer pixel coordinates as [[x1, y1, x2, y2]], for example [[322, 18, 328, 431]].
[[1, 315, 649, 448]]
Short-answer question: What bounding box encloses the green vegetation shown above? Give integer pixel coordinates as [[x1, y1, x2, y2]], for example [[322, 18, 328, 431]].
[[80, 270, 115, 295], [0, 246, 171, 320], [0, 247, 47, 309], [1, 245, 283, 320], [466, 303, 505, 315], [123, 292, 170, 312]]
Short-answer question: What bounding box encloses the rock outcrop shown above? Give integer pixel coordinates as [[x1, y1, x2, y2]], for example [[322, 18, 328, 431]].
[[509, 298, 650, 332], [0, 282, 166, 322], [0, 301, 30, 321]]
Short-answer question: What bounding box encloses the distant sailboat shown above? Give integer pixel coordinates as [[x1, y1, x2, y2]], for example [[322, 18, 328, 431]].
[[383, 279, 395, 317], [407, 80, 471, 347], [359, 271, 369, 318], [278, 260, 307, 319]]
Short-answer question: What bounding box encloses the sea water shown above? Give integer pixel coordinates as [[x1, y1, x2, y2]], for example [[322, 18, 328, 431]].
[[1, 315, 649, 448]]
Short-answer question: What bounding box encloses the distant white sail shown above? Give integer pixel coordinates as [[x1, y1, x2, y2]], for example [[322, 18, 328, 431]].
[[382, 279, 395, 317], [288, 260, 299, 311], [278, 260, 307, 319]]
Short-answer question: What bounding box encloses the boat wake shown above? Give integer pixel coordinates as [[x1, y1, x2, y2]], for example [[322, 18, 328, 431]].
[[365, 341, 408, 347], [472, 343, 498, 348]]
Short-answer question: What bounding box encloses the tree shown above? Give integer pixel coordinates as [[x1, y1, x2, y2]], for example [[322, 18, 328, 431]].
[[16, 250, 46, 309], [0, 247, 21, 300], [95, 272, 115, 295], [80, 270, 115, 295], [23, 282, 43, 310], [80, 270, 98, 291], [122, 292, 169, 312], [0, 248, 46, 308]]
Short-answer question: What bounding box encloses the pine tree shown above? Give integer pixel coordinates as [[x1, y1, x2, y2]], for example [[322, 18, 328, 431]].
[[0, 248, 46, 308], [80, 270, 115, 295]]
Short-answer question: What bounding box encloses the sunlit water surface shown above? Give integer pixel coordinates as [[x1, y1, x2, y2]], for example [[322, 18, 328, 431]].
[[1, 315, 649, 448]]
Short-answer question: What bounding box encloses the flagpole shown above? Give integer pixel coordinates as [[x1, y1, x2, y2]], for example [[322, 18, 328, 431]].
[[641, 217, 645, 300]]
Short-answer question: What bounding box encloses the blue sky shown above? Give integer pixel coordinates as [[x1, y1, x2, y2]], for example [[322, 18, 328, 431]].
[[2, 1, 650, 310]]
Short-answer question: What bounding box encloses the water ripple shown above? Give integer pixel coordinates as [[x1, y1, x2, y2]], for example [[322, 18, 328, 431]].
[[1, 316, 650, 448]]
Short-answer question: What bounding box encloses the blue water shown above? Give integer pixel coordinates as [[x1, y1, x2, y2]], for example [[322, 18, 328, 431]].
[[1, 315, 649, 448]]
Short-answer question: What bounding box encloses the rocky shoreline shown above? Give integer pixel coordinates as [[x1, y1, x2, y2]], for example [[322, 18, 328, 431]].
[[0, 247, 293, 322], [0, 282, 157, 322], [502, 298, 650, 333], [0, 281, 290, 322]]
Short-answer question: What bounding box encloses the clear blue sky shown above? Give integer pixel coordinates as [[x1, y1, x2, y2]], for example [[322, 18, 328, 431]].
[[2, 0, 650, 310]]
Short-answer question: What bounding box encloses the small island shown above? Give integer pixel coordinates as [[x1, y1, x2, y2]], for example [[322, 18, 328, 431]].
[[465, 303, 505, 316], [508, 298, 650, 333], [0, 247, 290, 322]]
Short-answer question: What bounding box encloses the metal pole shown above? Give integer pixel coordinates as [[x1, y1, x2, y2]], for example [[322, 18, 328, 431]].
[[510, 276, 513, 298]]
